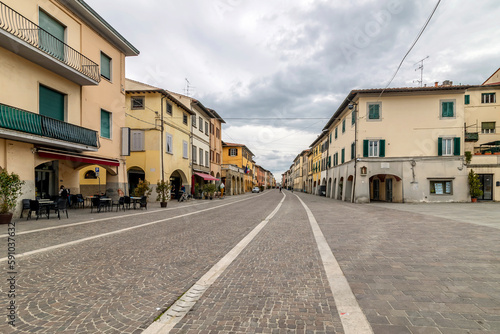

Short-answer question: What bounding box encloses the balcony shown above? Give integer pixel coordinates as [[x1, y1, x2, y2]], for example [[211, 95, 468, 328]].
[[0, 1, 100, 85], [465, 132, 479, 142], [0, 103, 98, 151]]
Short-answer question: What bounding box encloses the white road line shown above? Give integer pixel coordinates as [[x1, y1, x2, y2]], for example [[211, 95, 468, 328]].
[[295, 195, 373, 334], [1, 194, 264, 238], [0, 193, 269, 262], [142, 193, 287, 334]]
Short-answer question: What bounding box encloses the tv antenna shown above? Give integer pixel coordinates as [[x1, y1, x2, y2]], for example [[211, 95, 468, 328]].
[[184, 78, 195, 96], [414, 56, 429, 87]]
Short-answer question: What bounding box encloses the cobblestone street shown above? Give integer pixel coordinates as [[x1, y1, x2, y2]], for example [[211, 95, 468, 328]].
[[1, 190, 499, 333]]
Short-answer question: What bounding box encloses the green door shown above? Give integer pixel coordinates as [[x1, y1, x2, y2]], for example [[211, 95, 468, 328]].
[[39, 85, 64, 121], [39, 10, 65, 60]]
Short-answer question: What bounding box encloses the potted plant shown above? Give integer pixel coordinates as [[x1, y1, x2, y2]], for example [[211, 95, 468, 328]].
[[0, 168, 25, 224], [194, 183, 201, 199], [468, 169, 483, 202], [203, 183, 217, 199], [156, 180, 171, 208], [134, 179, 152, 198]]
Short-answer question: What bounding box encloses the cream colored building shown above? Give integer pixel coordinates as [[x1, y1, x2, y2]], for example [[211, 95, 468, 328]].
[[0, 0, 138, 212], [124, 79, 194, 199], [209, 109, 225, 184], [324, 84, 471, 203], [464, 69, 500, 201]]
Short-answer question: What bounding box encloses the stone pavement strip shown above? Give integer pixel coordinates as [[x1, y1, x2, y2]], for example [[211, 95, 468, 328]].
[[165, 192, 345, 334]]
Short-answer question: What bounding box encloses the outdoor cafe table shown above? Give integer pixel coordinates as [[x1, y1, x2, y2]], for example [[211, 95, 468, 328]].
[[130, 197, 141, 209], [38, 200, 55, 219], [99, 197, 112, 211]]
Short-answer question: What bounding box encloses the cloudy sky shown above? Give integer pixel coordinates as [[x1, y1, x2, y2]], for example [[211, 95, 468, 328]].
[[85, 0, 500, 178]]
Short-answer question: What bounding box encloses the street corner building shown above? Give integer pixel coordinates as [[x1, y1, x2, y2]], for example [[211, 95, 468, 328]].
[[0, 0, 139, 215], [287, 72, 500, 203]]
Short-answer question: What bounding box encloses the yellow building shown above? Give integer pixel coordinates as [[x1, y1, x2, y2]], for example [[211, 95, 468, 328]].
[[0, 0, 138, 212], [223, 142, 255, 192], [123, 79, 194, 199], [209, 109, 225, 182], [309, 133, 324, 194]]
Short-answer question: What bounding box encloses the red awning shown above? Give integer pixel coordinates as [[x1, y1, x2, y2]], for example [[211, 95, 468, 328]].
[[37, 149, 120, 167], [194, 172, 219, 181]]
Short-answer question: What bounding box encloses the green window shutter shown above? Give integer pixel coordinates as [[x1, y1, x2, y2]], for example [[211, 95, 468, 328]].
[[101, 109, 111, 138], [330, 133, 332, 143], [379, 140, 385, 157], [39, 85, 64, 121], [363, 140, 368, 157], [464, 95, 470, 105], [453, 137, 460, 156], [437, 137, 443, 156], [351, 143, 355, 159], [341, 149, 345, 163], [369, 104, 379, 119], [442, 102, 453, 117], [101, 53, 111, 80], [328, 156, 331, 167], [342, 119, 346, 133], [39, 10, 65, 60], [335, 127, 338, 139], [352, 110, 356, 125]]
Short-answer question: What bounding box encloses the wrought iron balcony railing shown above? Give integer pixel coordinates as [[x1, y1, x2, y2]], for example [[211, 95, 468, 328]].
[[465, 132, 479, 142], [0, 1, 100, 83], [0, 103, 98, 148]]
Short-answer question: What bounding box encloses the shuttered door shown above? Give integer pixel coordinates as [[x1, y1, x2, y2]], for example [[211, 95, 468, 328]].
[[39, 85, 64, 121], [39, 10, 65, 60], [101, 110, 111, 138]]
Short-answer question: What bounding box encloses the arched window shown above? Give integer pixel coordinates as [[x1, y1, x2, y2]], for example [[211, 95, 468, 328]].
[[85, 170, 97, 179]]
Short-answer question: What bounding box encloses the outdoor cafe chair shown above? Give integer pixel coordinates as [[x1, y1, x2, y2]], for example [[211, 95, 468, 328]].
[[123, 196, 131, 210], [27, 200, 48, 220], [112, 197, 125, 212], [54, 198, 69, 219], [20, 199, 30, 218], [90, 197, 103, 213], [139, 196, 148, 210]]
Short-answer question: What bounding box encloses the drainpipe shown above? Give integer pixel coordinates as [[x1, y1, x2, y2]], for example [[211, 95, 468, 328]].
[[352, 102, 358, 203], [160, 95, 165, 185]]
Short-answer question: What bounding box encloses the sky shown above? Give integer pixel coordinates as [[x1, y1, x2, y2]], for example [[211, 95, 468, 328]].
[[84, 0, 500, 179]]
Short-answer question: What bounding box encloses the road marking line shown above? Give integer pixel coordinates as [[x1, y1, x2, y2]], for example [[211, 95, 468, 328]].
[[295, 194, 373, 334], [0, 193, 270, 262], [1, 193, 266, 238], [142, 193, 287, 334]]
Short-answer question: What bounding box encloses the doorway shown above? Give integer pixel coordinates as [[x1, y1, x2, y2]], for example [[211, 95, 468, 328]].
[[386, 178, 393, 202], [372, 179, 380, 201], [478, 174, 493, 201]]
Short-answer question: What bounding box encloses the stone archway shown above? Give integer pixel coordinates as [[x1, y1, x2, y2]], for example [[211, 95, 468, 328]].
[[369, 174, 402, 202], [128, 167, 145, 196], [345, 175, 354, 202], [337, 177, 344, 200]]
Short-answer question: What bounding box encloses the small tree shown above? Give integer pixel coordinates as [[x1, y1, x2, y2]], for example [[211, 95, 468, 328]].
[[464, 151, 472, 165], [203, 183, 217, 198], [0, 168, 25, 214], [134, 179, 152, 198], [468, 169, 483, 199], [156, 180, 171, 202]]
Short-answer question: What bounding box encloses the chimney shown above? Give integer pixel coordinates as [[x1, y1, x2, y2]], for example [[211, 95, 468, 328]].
[[435, 82, 439, 87], [442, 80, 453, 86]]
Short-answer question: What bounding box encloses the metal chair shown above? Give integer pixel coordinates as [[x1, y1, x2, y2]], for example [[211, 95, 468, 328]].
[[90, 197, 103, 213], [139, 196, 148, 210], [27, 200, 44, 220], [112, 197, 125, 212], [124, 196, 131, 210], [54, 198, 69, 219]]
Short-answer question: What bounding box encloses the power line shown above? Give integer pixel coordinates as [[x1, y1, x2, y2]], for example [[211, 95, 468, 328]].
[[125, 113, 157, 126], [378, 0, 441, 99]]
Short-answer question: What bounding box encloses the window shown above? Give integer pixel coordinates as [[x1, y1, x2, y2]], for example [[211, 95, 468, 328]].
[[430, 180, 453, 195], [335, 127, 338, 139], [130, 130, 145, 151], [39, 85, 65, 121], [229, 148, 238, 156], [192, 115, 197, 127], [440, 100, 455, 118], [464, 95, 470, 105], [351, 142, 355, 159], [216, 128, 220, 139], [183, 140, 188, 159], [100, 52, 111, 80], [210, 150, 214, 162], [205, 121, 208, 135], [342, 119, 346, 133], [199, 148, 204, 165], [216, 153, 220, 163], [199, 117, 203, 131], [192, 145, 197, 163], [368, 103, 381, 120], [84, 170, 97, 179], [131, 96, 144, 110], [363, 139, 386, 157], [482, 122, 496, 134], [437, 137, 460, 156], [482, 93, 496, 104], [100, 109, 111, 139], [183, 113, 188, 125], [39, 10, 65, 60], [166, 133, 173, 154], [341, 148, 345, 164], [166, 102, 173, 115], [205, 151, 209, 167], [352, 110, 356, 125], [210, 123, 214, 134]]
